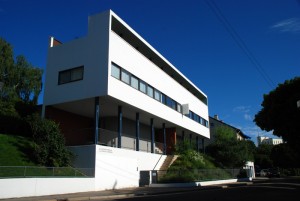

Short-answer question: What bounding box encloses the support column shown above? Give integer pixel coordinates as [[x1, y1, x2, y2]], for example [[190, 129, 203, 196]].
[[136, 113, 140, 151], [94, 97, 100, 144], [163, 123, 166, 155], [41, 104, 46, 119], [118, 106, 122, 148], [189, 133, 192, 146], [202, 138, 205, 153], [182, 131, 185, 141], [196, 136, 199, 152], [150, 118, 154, 153]]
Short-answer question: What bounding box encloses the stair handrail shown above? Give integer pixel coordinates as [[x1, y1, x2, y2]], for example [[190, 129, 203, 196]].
[[152, 154, 164, 170]]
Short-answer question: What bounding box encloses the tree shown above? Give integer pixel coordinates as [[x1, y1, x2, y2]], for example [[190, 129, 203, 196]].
[[254, 144, 273, 168], [27, 114, 73, 167], [271, 144, 300, 168], [206, 126, 255, 168], [254, 77, 300, 156], [0, 38, 14, 100], [0, 38, 43, 104]]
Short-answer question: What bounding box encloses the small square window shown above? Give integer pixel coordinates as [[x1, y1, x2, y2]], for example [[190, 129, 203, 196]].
[[154, 89, 161, 101], [139, 81, 146, 93], [131, 76, 139, 89], [147, 85, 154, 98], [111, 63, 121, 79], [121, 70, 130, 84]]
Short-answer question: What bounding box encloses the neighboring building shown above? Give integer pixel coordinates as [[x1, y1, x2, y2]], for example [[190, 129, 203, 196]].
[[205, 115, 250, 147], [257, 136, 283, 146], [42, 10, 209, 190]]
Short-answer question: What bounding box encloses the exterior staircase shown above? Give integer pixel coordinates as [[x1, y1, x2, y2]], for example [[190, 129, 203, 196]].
[[157, 155, 178, 180]]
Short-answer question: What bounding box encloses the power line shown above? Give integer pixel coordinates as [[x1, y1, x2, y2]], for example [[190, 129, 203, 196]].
[[204, 0, 275, 88]]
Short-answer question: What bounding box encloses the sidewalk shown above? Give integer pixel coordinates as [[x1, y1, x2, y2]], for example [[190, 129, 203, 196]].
[[0, 181, 253, 201]]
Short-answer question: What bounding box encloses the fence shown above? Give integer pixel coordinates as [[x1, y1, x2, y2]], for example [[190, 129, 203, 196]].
[[156, 168, 247, 183], [0, 166, 94, 178]]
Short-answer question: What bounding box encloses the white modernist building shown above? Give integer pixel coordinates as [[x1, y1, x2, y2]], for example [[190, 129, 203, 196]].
[[42, 10, 209, 190]]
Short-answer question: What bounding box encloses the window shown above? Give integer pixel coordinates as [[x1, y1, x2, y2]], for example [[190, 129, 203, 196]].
[[139, 80, 146, 93], [161, 93, 166, 104], [189, 111, 193, 119], [177, 104, 182, 113], [194, 114, 199, 122], [130, 76, 139, 89], [166, 96, 176, 110], [147, 85, 154, 98], [111, 63, 120, 79], [58, 66, 84, 85], [121, 69, 130, 84], [154, 89, 161, 101]]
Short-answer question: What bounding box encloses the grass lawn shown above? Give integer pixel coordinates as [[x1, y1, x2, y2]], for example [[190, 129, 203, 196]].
[[0, 134, 91, 178], [0, 133, 36, 166]]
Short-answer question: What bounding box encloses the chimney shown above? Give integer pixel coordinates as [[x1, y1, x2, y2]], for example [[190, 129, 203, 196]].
[[214, 115, 219, 120]]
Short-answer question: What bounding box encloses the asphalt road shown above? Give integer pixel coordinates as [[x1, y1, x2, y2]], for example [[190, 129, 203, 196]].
[[106, 178, 300, 201]]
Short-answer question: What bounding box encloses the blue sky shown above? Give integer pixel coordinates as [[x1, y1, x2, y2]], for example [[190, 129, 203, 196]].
[[1, 0, 299, 144]]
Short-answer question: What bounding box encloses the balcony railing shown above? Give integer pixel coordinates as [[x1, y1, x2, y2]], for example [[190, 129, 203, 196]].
[[65, 127, 164, 154]]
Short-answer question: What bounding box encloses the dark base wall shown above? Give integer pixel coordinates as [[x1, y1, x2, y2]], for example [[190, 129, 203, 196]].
[[45, 106, 94, 146]]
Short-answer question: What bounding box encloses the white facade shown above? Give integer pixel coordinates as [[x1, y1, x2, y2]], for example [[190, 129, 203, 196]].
[[44, 9, 209, 151], [42, 9, 209, 191], [257, 136, 283, 146]]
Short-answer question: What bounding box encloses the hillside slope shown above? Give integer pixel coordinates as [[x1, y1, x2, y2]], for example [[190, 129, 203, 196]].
[[0, 134, 36, 166]]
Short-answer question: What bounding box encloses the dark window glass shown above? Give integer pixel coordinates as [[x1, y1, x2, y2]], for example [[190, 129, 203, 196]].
[[166, 96, 176, 110], [161, 93, 166, 104], [189, 111, 193, 119], [58, 66, 84, 85]]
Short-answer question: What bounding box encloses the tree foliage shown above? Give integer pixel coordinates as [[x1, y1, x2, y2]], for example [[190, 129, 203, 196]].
[[0, 38, 43, 105], [206, 126, 255, 168], [27, 114, 73, 167], [254, 77, 300, 154], [271, 143, 300, 168], [254, 144, 273, 168]]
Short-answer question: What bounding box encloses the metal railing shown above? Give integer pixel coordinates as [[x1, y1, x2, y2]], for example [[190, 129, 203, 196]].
[[66, 127, 164, 154], [156, 168, 248, 183], [0, 166, 94, 178]]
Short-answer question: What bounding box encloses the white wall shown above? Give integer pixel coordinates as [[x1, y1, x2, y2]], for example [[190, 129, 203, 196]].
[[44, 11, 111, 106], [0, 178, 95, 199], [94, 145, 166, 190], [108, 32, 209, 138], [69, 145, 166, 191]]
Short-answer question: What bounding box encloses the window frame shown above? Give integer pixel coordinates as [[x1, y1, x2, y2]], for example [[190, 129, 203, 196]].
[[130, 75, 139, 90], [58, 66, 84, 85], [139, 80, 147, 94], [121, 69, 130, 85], [147, 85, 154, 98], [111, 63, 121, 79]]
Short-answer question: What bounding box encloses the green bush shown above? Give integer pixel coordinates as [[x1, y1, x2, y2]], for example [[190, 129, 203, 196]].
[[27, 114, 73, 167]]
